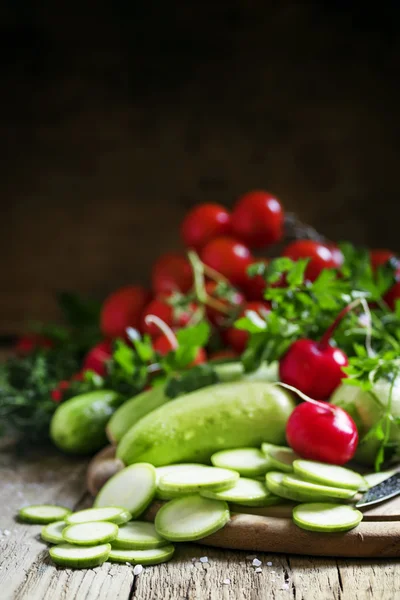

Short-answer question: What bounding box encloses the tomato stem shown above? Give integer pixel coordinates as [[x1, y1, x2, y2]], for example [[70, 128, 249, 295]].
[[187, 250, 231, 315], [144, 315, 178, 350], [274, 382, 336, 414]]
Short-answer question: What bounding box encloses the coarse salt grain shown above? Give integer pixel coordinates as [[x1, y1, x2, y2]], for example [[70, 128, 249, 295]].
[[267, 561, 272, 566], [281, 583, 289, 591], [200, 557, 208, 563], [133, 565, 143, 576], [223, 578, 231, 585], [252, 558, 262, 567], [3, 530, 10, 536], [255, 567, 262, 573]]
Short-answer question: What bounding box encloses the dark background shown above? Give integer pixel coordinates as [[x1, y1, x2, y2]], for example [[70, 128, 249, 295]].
[[1, 1, 400, 333]]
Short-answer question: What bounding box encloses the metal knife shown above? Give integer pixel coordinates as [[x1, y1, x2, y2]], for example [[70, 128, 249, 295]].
[[356, 471, 400, 509]]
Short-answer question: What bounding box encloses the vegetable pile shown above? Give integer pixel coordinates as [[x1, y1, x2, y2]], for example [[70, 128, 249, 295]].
[[10, 187, 400, 563]]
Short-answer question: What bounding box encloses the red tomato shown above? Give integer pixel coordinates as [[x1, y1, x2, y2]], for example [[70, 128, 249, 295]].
[[384, 281, 400, 311], [200, 237, 253, 287], [82, 340, 113, 376], [205, 281, 245, 328], [370, 249, 396, 271], [153, 334, 207, 366], [181, 203, 231, 250], [141, 298, 198, 337], [101, 286, 151, 339], [152, 253, 194, 295], [282, 240, 343, 282], [241, 258, 269, 301], [286, 401, 358, 465], [209, 349, 238, 361], [223, 301, 271, 354], [15, 334, 53, 354], [231, 190, 284, 249]]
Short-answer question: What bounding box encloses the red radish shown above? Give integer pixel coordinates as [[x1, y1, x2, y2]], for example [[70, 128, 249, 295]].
[[384, 281, 400, 311], [241, 258, 269, 301], [140, 298, 198, 337], [231, 190, 284, 248], [286, 400, 358, 465], [200, 237, 253, 287], [82, 340, 112, 376], [204, 281, 245, 328], [181, 203, 231, 251], [278, 302, 359, 400], [223, 301, 271, 354], [282, 240, 343, 282], [15, 334, 53, 354], [152, 253, 193, 295], [101, 286, 151, 339]]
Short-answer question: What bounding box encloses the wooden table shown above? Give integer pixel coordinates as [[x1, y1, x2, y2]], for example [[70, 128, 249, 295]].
[[1, 449, 399, 600]]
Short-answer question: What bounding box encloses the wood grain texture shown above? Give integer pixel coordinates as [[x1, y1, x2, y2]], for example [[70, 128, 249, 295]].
[[1, 2, 400, 333], [1, 450, 399, 600]]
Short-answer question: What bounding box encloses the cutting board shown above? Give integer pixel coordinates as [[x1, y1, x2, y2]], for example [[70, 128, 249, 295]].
[[143, 495, 400, 558]]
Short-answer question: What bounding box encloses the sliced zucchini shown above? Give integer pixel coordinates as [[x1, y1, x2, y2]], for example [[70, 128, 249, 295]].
[[364, 469, 397, 489], [282, 475, 357, 500], [94, 463, 156, 518], [155, 494, 230, 541], [211, 448, 270, 477], [18, 504, 72, 524], [261, 444, 298, 473], [158, 465, 238, 496], [49, 542, 111, 568], [66, 506, 131, 526], [293, 460, 367, 491], [113, 521, 168, 550], [266, 471, 329, 503], [200, 477, 273, 507], [155, 464, 201, 500], [108, 544, 175, 565], [62, 521, 118, 546], [293, 503, 363, 532], [41, 521, 67, 544]]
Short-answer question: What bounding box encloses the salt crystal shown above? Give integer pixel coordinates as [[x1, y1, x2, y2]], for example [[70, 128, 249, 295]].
[[252, 558, 262, 567], [280, 583, 290, 591], [3, 530, 10, 536], [246, 555, 257, 560], [223, 578, 231, 585], [267, 561, 272, 566], [133, 565, 143, 576], [200, 556, 208, 563], [255, 567, 262, 573]]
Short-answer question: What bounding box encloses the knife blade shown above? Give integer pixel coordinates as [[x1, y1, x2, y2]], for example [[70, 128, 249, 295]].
[[356, 471, 400, 508]]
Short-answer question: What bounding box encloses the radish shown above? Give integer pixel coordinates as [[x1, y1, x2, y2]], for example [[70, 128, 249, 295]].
[[279, 300, 370, 400], [285, 392, 358, 465]]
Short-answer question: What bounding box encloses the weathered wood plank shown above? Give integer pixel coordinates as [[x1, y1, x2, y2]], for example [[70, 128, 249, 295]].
[[1, 450, 399, 600]]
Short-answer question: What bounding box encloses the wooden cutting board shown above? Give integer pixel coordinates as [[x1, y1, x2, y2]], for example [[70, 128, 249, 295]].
[[144, 494, 400, 558]]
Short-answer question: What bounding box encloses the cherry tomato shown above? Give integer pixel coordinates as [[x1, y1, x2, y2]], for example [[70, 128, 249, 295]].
[[152, 253, 193, 295], [282, 240, 343, 282], [223, 301, 271, 354], [384, 281, 400, 311], [141, 298, 198, 337], [181, 203, 231, 250], [241, 258, 269, 301], [153, 334, 207, 366], [82, 340, 113, 377], [370, 249, 396, 270], [200, 237, 253, 287], [205, 281, 245, 328], [15, 334, 53, 354], [286, 401, 358, 465], [231, 190, 284, 249], [101, 286, 151, 339]]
